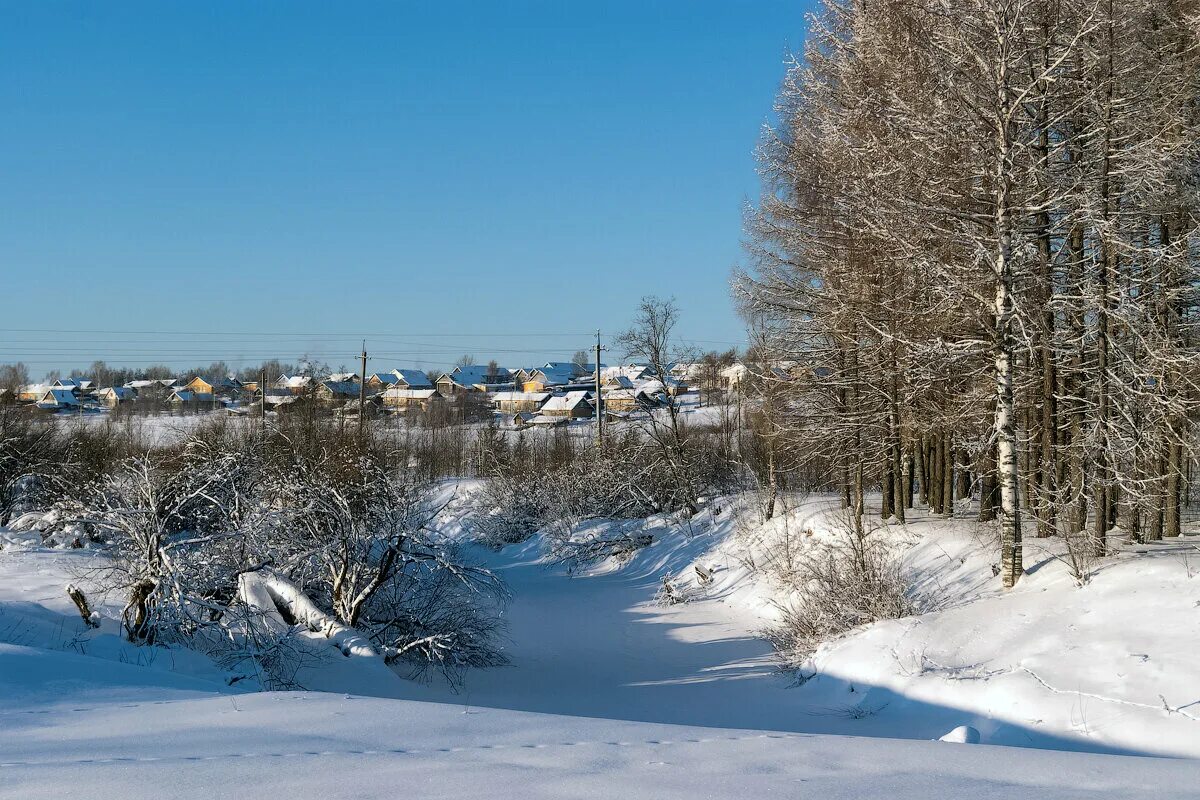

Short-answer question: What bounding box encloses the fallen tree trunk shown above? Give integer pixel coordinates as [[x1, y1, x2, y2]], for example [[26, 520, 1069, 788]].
[[237, 570, 378, 659]]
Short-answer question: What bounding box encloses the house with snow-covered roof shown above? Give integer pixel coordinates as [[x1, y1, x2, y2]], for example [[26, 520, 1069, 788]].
[[96, 387, 135, 407], [435, 365, 514, 396], [38, 388, 81, 410], [490, 391, 551, 413], [391, 368, 434, 389], [521, 366, 580, 393], [540, 391, 595, 419]]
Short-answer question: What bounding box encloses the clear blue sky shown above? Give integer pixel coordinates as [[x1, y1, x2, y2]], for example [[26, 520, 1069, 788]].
[[1, 1, 813, 379]]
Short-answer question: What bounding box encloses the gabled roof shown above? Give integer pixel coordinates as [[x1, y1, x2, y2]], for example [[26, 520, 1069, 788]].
[[263, 389, 299, 406], [319, 380, 360, 398], [382, 388, 438, 400], [98, 387, 134, 399], [541, 391, 593, 412], [169, 390, 214, 403], [190, 375, 240, 389], [391, 368, 433, 389], [39, 388, 80, 406], [328, 372, 359, 383], [52, 378, 81, 388], [370, 372, 399, 384], [599, 365, 654, 382], [542, 361, 596, 378], [441, 365, 514, 386], [529, 366, 578, 386]]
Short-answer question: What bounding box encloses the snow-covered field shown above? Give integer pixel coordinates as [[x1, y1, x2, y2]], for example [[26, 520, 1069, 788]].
[[3, 492, 1200, 797]]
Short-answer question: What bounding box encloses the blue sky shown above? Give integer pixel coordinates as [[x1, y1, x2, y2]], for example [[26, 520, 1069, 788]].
[[1, 1, 813, 378]]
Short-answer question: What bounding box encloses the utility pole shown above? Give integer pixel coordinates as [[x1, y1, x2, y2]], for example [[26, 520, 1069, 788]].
[[359, 340, 368, 441], [259, 370, 266, 422], [595, 329, 604, 449]]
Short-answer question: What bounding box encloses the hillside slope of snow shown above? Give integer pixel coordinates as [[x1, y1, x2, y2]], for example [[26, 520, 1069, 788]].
[[4, 647, 1200, 800], [4, 491, 1200, 796]]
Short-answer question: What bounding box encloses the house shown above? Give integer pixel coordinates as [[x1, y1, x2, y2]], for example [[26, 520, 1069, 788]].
[[17, 384, 47, 403], [540, 391, 595, 419], [597, 364, 656, 384], [328, 372, 360, 384], [391, 368, 434, 389], [521, 365, 579, 393], [490, 391, 551, 413], [366, 372, 398, 391], [276, 375, 314, 394], [639, 377, 687, 397], [542, 361, 594, 378], [315, 380, 361, 405], [37, 388, 81, 410], [601, 387, 655, 412], [436, 365, 514, 396], [96, 387, 135, 408], [262, 389, 304, 412], [126, 378, 177, 391], [167, 389, 216, 408], [500, 411, 536, 429], [669, 362, 706, 382], [380, 388, 439, 411], [184, 376, 241, 398], [599, 374, 636, 390], [368, 368, 434, 391]]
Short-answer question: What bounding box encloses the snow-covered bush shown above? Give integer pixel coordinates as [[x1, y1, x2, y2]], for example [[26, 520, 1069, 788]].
[[69, 421, 507, 687], [257, 430, 507, 682], [0, 412, 73, 527], [472, 425, 738, 563], [766, 514, 924, 675]]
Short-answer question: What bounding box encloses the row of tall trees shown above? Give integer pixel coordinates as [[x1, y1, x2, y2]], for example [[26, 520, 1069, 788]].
[[739, 0, 1200, 585]]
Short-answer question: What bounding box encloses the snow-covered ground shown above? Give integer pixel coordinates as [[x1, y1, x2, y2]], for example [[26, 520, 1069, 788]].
[[3, 491, 1200, 796]]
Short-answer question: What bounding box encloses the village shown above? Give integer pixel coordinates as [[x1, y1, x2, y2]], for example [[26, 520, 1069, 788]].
[[2, 358, 765, 429]]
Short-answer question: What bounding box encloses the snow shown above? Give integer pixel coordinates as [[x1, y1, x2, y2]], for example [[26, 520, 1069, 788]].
[[3, 489, 1200, 796]]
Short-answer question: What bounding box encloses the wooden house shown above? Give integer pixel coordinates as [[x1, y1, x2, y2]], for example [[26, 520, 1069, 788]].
[[393, 368, 434, 389], [315, 380, 360, 405], [37, 388, 81, 410], [521, 365, 579, 393], [600, 387, 655, 412], [435, 365, 513, 396], [540, 391, 594, 419], [167, 389, 217, 409], [17, 384, 46, 403], [500, 411, 536, 428], [262, 389, 304, 413], [490, 391, 551, 413], [380, 388, 439, 411], [276, 375, 314, 394], [184, 376, 241, 398], [96, 387, 135, 408]]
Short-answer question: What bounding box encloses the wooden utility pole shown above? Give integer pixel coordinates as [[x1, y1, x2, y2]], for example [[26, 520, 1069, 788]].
[[595, 329, 603, 449], [359, 341, 368, 441], [260, 370, 266, 421]]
